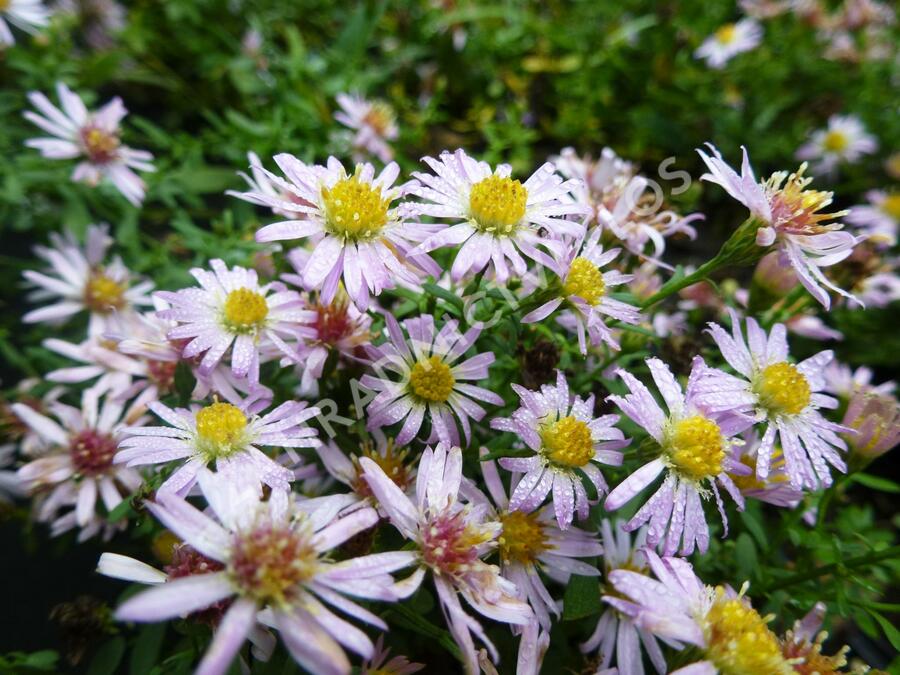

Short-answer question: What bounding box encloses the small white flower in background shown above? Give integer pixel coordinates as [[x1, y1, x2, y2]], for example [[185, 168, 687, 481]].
[[23, 82, 155, 205], [13, 384, 146, 541], [695, 18, 763, 68], [156, 259, 315, 385], [334, 93, 399, 163], [22, 223, 154, 337], [409, 148, 589, 283], [846, 190, 899, 247], [116, 394, 320, 498], [796, 115, 878, 174], [0, 0, 49, 46], [697, 143, 860, 309]]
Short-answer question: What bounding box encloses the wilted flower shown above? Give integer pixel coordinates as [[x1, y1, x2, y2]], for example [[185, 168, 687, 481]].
[[232, 155, 439, 310], [0, 0, 49, 46], [694, 19, 763, 68], [697, 144, 859, 308], [360, 444, 533, 675], [697, 310, 851, 491], [841, 388, 900, 461], [334, 93, 398, 163], [409, 149, 588, 282], [23, 224, 154, 337], [361, 314, 502, 447], [780, 602, 872, 673], [604, 358, 752, 556], [491, 370, 627, 529], [796, 115, 878, 174], [24, 82, 155, 205]]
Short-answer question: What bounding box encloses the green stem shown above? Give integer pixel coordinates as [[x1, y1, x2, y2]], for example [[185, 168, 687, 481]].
[[761, 545, 900, 593], [640, 257, 723, 310]]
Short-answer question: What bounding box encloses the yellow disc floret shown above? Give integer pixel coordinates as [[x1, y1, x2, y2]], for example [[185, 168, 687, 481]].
[[715, 23, 737, 44], [84, 273, 127, 313], [753, 362, 811, 416], [563, 257, 606, 305], [223, 288, 269, 332], [822, 130, 849, 153], [409, 355, 455, 403], [468, 175, 528, 235], [541, 415, 594, 468], [881, 194, 900, 220], [196, 402, 247, 457], [665, 415, 725, 481], [321, 175, 390, 241], [703, 587, 794, 675], [498, 510, 549, 565]]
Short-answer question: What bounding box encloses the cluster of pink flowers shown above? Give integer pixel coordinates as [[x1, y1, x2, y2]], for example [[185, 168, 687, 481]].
[[6, 91, 899, 674]]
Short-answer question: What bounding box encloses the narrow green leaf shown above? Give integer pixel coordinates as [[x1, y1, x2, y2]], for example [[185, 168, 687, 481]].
[[851, 473, 900, 494], [563, 574, 601, 620]]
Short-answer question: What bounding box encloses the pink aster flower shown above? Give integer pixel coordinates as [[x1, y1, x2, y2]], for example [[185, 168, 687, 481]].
[[823, 361, 895, 399], [696, 310, 851, 491], [360, 314, 502, 447], [0, 0, 49, 45], [845, 190, 899, 247], [23, 82, 155, 205], [605, 551, 796, 674], [694, 19, 763, 68], [13, 384, 145, 540], [796, 114, 878, 174], [156, 259, 314, 385], [334, 93, 399, 163], [230, 151, 316, 219], [230, 154, 439, 310], [113, 469, 413, 675], [116, 394, 319, 497], [522, 228, 643, 353], [490, 370, 627, 529], [360, 443, 533, 675], [22, 223, 154, 337], [361, 635, 424, 675], [581, 521, 667, 675], [551, 147, 635, 227], [604, 358, 752, 556], [409, 149, 589, 282], [697, 143, 859, 309], [475, 449, 603, 631]]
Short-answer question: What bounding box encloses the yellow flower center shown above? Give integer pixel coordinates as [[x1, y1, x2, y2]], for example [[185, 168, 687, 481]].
[[229, 521, 318, 606], [665, 416, 725, 481], [80, 126, 120, 163], [541, 415, 594, 468], [223, 288, 269, 332], [84, 273, 126, 314], [352, 439, 413, 496], [321, 175, 389, 241], [730, 449, 789, 491], [195, 402, 247, 457], [881, 194, 900, 220], [753, 362, 811, 416], [822, 130, 849, 153], [408, 355, 455, 403], [764, 165, 844, 236], [468, 175, 528, 234], [563, 257, 606, 305], [363, 102, 395, 136], [703, 588, 794, 675], [715, 23, 737, 44], [497, 510, 549, 565]]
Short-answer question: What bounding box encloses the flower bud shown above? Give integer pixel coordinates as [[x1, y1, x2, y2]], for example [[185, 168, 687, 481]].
[[843, 389, 900, 463]]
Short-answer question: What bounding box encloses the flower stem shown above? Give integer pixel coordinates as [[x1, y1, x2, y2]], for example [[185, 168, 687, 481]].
[[761, 545, 900, 593], [639, 257, 723, 310]]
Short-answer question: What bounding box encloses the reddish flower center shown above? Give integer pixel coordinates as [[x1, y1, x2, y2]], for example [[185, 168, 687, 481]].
[[69, 429, 117, 476], [147, 359, 177, 391], [80, 126, 121, 164], [315, 298, 354, 344], [420, 509, 491, 576], [164, 544, 229, 625]]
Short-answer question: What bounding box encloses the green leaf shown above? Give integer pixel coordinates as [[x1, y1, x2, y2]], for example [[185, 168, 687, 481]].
[[734, 533, 758, 583], [872, 612, 900, 651], [739, 507, 768, 550], [851, 473, 900, 494], [174, 361, 194, 406], [563, 574, 601, 620], [107, 496, 135, 523], [423, 282, 465, 311], [87, 637, 126, 675], [130, 623, 166, 675]]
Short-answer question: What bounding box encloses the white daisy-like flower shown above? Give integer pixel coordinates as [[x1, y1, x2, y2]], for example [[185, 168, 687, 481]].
[[846, 190, 899, 247], [23, 223, 154, 337], [409, 149, 589, 282], [230, 155, 439, 310], [116, 394, 320, 497], [522, 228, 642, 354], [694, 18, 763, 68], [156, 259, 314, 385], [696, 309, 851, 491], [360, 314, 503, 447], [13, 384, 146, 540], [0, 0, 49, 46], [581, 521, 667, 675], [23, 82, 155, 205], [232, 151, 315, 219], [796, 114, 878, 174], [490, 370, 627, 529], [697, 143, 860, 309], [334, 93, 398, 163]]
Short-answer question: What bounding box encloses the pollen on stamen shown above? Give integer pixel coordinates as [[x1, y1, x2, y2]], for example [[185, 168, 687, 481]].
[[753, 362, 811, 416], [409, 355, 456, 403], [321, 175, 390, 241], [665, 415, 725, 481], [468, 174, 528, 235], [540, 415, 594, 468], [223, 288, 269, 332]]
